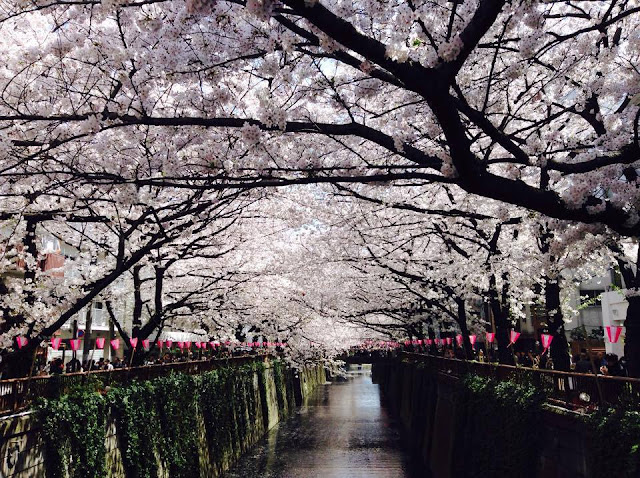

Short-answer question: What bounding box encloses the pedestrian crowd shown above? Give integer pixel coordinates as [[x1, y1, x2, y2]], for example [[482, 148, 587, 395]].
[[352, 343, 629, 377], [37, 346, 269, 376]]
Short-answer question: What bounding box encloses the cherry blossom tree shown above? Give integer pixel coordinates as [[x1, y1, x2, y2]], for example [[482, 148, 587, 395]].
[[1, 0, 640, 372], [0, 184, 251, 376]]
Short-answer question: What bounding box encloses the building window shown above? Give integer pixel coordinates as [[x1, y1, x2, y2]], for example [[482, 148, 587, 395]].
[[579, 290, 604, 307]]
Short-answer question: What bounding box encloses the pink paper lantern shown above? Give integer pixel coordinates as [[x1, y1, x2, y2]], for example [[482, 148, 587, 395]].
[[456, 335, 463, 346], [469, 335, 477, 346], [201, 342, 207, 350], [95, 338, 105, 349], [195, 342, 202, 349], [541, 333, 553, 350], [605, 326, 623, 343], [69, 338, 81, 351], [509, 330, 520, 344], [165, 340, 173, 348], [129, 337, 138, 349], [209, 341, 217, 348], [417, 339, 423, 345], [177, 342, 185, 349], [142, 339, 150, 351], [446, 337, 452, 345], [185, 341, 192, 349], [427, 339, 433, 346], [404, 340, 410, 346], [16, 336, 28, 349], [157, 340, 164, 350], [50, 338, 62, 350], [110, 339, 120, 350], [485, 332, 495, 343]]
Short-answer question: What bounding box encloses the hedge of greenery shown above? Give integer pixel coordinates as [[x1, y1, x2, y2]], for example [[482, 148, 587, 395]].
[[373, 361, 640, 478], [452, 374, 545, 478], [587, 406, 640, 477], [35, 360, 289, 478], [38, 379, 107, 478]]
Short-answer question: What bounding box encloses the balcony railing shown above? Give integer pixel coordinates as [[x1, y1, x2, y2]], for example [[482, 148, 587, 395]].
[[400, 352, 640, 410], [0, 354, 268, 416]]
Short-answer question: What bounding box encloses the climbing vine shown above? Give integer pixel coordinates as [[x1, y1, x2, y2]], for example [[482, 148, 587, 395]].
[[272, 360, 287, 418], [199, 362, 266, 472], [453, 374, 545, 478], [107, 381, 160, 478], [35, 361, 296, 477], [36, 379, 107, 478], [153, 373, 201, 478], [587, 406, 640, 477]]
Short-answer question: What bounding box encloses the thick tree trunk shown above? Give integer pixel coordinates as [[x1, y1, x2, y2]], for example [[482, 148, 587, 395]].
[[132, 265, 143, 327], [1, 221, 39, 377], [82, 306, 93, 364], [545, 277, 571, 371], [493, 307, 513, 365], [1, 346, 33, 378], [614, 244, 640, 377], [455, 298, 473, 359], [624, 295, 640, 377], [488, 274, 513, 364]]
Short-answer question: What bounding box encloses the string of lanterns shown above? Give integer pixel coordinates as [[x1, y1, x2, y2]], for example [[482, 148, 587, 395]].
[[14, 326, 625, 352], [15, 336, 287, 351], [361, 326, 625, 351]]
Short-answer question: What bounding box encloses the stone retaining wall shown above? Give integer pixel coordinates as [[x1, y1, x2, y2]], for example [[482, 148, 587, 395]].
[[0, 360, 325, 478], [373, 359, 590, 478]]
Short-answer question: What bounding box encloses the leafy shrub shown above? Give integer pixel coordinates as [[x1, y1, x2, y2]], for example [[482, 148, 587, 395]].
[[107, 381, 160, 478], [587, 407, 640, 477], [36, 382, 107, 478], [455, 374, 545, 478]]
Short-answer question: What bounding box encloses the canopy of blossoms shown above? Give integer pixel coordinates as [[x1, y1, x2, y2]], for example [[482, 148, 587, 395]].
[[0, 0, 639, 375]]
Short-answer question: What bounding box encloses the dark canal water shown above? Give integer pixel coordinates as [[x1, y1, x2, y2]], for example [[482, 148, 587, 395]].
[[224, 370, 423, 478]]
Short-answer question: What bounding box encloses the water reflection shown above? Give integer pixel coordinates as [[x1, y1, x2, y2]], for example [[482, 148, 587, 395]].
[[224, 369, 423, 478]]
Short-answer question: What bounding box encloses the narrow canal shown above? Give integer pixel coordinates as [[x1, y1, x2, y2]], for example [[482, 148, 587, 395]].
[[224, 368, 423, 478]]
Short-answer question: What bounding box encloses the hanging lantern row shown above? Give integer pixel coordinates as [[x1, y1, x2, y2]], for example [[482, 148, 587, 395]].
[[14, 337, 288, 351], [399, 332, 501, 349]]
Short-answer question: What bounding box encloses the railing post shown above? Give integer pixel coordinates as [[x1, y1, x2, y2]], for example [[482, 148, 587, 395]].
[[12, 381, 19, 412]]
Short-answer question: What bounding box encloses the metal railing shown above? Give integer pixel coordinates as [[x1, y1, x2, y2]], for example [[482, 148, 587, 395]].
[[0, 354, 269, 416], [400, 352, 640, 410]]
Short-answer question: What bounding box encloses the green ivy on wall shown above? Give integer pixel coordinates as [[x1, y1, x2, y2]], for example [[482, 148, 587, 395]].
[[272, 360, 288, 418], [108, 381, 160, 478], [36, 380, 107, 478], [153, 373, 201, 478], [587, 406, 640, 477], [35, 360, 291, 478], [453, 374, 545, 478], [199, 362, 267, 474]]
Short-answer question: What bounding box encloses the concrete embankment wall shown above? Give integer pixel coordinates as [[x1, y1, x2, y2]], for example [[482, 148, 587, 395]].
[[0, 360, 326, 478], [372, 359, 590, 478]]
